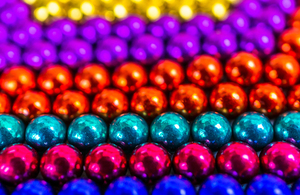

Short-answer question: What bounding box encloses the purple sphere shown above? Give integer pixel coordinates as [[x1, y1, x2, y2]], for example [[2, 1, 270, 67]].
[[237, 0, 262, 18], [276, 0, 296, 14], [0, 2, 30, 26], [113, 15, 146, 41], [46, 19, 77, 45], [0, 23, 8, 43], [240, 26, 275, 58], [147, 15, 180, 40], [181, 14, 215, 37], [130, 34, 164, 65], [167, 33, 200, 63], [95, 36, 128, 67], [216, 11, 250, 34], [79, 17, 111, 43], [0, 43, 21, 70], [59, 39, 93, 68]]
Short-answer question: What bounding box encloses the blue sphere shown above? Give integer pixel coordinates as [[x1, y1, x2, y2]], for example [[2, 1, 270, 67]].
[[274, 111, 300, 147], [152, 175, 196, 195], [0, 183, 7, 195], [68, 114, 107, 151], [246, 174, 292, 195], [109, 113, 148, 151], [150, 112, 190, 151], [191, 112, 232, 151], [292, 178, 300, 195], [105, 176, 148, 195], [232, 112, 273, 150], [199, 174, 244, 195], [0, 114, 24, 150], [59, 179, 101, 195], [12, 179, 54, 195], [25, 115, 66, 151]]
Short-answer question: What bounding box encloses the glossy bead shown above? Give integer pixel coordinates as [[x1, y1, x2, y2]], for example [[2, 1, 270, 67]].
[[225, 52, 263, 86], [217, 142, 260, 183], [0, 66, 35, 97], [216, 11, 250, 34], [13, 90, 51, 121], [293, 178, 300, 195], [58, 179, 101, 195], [199, 174, 244, 195], [109, 113, 148, 151], [181, 14, 215, 37], [290, 8, 300, 29], [85, 143, 127, 184], [147, 15, 180, 40], [186, 55, 223, 88], [249, 83, 286, 117], [150, 60, 184, 91], [150, 112, 189, 151], [260, 141, 300, 183], [277, 0, 296, 14], [129, 143, 171, 183], [68, 114, 107, 151], [0, 144, 39, 185], [12, 179, 55, 195], [75, 63, 110, 95], [105, 176, 147, 195], [191, 112, 232, 151], [112, 62, 147, 93], [131, 87, 167, 120], [0, 43, 21, 70], [246, 174, 292, 195], [0, 92, 11, 113], [173, 142, 215, 183], [288, 84, 300, 111], [237, 0, 262, 18], [40, 144, 83, 185], [11, 21, 42, 47], [279, 28, 300, 60], [92, 89, 128, 121], [53, 90, 90, 121], [38, 65, 73, 96], [0, 23, 7, 43], [26, 115, 66, 151]]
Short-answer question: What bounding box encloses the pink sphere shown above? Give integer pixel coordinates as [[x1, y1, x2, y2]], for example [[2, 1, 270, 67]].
[[260, 141, 300, 183], [40, 144, 83, 185], [129, 143, 171, 183], [84, 143, 127, 184], [173, 142, 215, 184], [0, 144, 39, 185], [216, 141, 260, 183]]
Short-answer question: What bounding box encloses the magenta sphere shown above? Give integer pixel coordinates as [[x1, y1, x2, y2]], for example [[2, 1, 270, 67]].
[[0, 42, 21, 70], [260, 141, 300, 183], [216, 142, 260, 183], [237, 0, 262, 18], [0, 144, 39, 185], [0, 2, 30, 26], [0, 23, 8, 43], [181, 14, 215, 37], [147, 15, 180, 40], [216, 11, 250, 35]]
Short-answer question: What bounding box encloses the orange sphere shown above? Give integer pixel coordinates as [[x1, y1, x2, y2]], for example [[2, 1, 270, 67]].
[[265, 54, 300, 87], [187, 55, 223, 88], [170, 84, 207, 119], [0, 92, 11, 113], [279, 28, 300, 59], [38, 65, 73, 95], [290, 8, 300, 29], [112, 62, 147, 93], [225, 52, 263, 86], [210, 82, 248, 118], [12, 90, 51, 121], [53, 90, 90, 121], [75, 64, 110, 95], [0, 66, 36, 97], [249, 83, 286, 117], [131, 87, 167, 119], [150, 60, 184, 91], [287, 84, 300, 111], [92, 89, 128, 121]]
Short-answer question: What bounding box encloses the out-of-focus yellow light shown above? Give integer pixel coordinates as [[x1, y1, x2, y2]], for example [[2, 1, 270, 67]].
[[47, 2, 60, 16], [34, 7, 49, 22], [228, 0, 241, 4], [131, 0, 142, 3], [68, 8, 83, 21], [179, 5, 193, 20], [114, 4, 128, 18], [147, 6, 160, 20], [104, 11, 115, 21], [81, 2, 95, 15], [58, 0, 70, 3], [23, 0, 36, 5], [212, 3, 227, 19]]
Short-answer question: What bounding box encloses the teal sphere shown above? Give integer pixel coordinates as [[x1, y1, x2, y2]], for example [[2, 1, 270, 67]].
[[0, 114, 25, 150], [232, 112, 273, 150], [68, 114, 107, 151], [109, 113, 148, 151], [274, 111, 300, 148], [25, 115, 66, 151], [191, 112, 231, 151], [150, 112, 190, 151]]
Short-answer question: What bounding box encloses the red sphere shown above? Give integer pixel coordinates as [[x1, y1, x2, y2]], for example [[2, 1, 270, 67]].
[[150, 60, 184, 91], [260, 142, 300, 183], [265, 54, 300, 87], [279, 28, 300, 59], [216, 142, 260, 183], [38, 65, 73, 95], [40, 144, 83, 185], [210, 82, 248, 118], [287, 84, 300, 111], [225, 52, 263, 86], [173, 142, 215, 184], [129, 143, 171, 183], [290, 8, 300, 28], [0, 144, 39, 185], [85, 143, 127, 184], [249, 83, 286, 117], [0, 92, 11, 113], [75, 63, 110, 95]]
